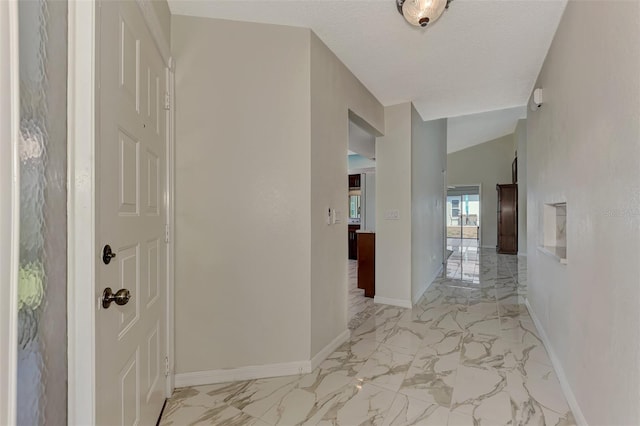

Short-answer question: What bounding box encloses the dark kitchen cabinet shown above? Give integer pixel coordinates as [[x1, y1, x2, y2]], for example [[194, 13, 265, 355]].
[[348, 224, 360, 260], [496, 184, 518, 254], [357, 232, 375, 298], [348, 174, 361, 189]]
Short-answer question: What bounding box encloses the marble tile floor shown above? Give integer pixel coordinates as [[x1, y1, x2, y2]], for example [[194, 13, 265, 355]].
[[160, 249, 573, 426], [348, 259, 377, 330], [446, 239, 480, 284]]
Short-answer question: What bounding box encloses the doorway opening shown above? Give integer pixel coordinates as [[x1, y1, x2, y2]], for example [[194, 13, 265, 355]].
[[446, 185, 481, 282], [347, 118, 377, 330]]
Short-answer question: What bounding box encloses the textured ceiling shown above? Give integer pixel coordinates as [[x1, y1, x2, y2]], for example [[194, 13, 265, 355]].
[[168, 0, 566, 121]]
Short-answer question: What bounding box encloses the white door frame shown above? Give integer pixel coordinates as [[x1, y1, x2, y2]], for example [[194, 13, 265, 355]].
[[0, 1, 20, 424], [67, 0, 97, 422], [165, 59, 176, 396], [67, 1, 175, 423]]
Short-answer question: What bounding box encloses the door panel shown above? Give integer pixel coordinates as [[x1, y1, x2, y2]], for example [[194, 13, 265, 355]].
[[97, 2, 167, 425]]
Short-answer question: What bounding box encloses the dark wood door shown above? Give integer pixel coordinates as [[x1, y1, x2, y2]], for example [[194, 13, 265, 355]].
[[496, 184, 518, 254]]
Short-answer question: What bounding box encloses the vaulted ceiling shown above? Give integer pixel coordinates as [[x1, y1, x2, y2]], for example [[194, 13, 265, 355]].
[[169, 0, 566, 142]]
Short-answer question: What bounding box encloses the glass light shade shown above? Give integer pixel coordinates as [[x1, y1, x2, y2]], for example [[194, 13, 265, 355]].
[[402, 0, 448, 27]]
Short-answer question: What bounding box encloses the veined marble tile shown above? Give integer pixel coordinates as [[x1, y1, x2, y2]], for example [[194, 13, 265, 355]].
[[467, 288, 497, 304], [451, 365, 511, 424], [420, 303, 466, 319], [419, 287, 467, 309], [161, 381, 251, 422], [352, 315, 398, 343], [223, 375, 301, 419], [465, 302, 499, 318], [494, 276, 516, 286], [460, 332, 506, 370], [382, 393, 450, 426], [174, 401, 264, 426], [497, 298, 529, 319], [447, 409, 512, 426], [316, 382, 397, 426], [495, 287, 519, 301], [397, 308, 427, 324], [259, 370, 354, 425], [383, 321, 434, 353], [419, 328, 463, 354], [356, 344, 415, 392], [399, 345, 460, 407], [502, 338, 552, 372], [348, 303, 378, 330], [376, 305, 409, 322], [420, 305, 466, 333], [499, 317, 541, 344], [319, 337, 380, 377], [459, 314, 502, 337], [160, 404, 210, 426], [161, 387, 202, 421], [507, 365, 575, 426]]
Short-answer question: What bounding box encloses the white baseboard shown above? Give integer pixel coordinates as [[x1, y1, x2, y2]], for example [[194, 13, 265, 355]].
[[518, 252, 528, 257], [525, 299, 588, 426], [481, 245, 496, 249], [311, 329, 350, 370], [412, 264, 443, 304], [374, 296, 412, 309], [175, 360, 312, 388], [174, 330, 352, 388]]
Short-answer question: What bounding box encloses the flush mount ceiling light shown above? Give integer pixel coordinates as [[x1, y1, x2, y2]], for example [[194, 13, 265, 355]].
[[396, 0, 453, 28]]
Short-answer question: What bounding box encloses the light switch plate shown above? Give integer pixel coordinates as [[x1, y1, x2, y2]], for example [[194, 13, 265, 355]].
[[384, 209, 400, 220], [333, 209, 342, 224]]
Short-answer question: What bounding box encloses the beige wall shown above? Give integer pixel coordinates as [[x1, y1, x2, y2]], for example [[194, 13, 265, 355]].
[[149, 0, 171, 42], [172, 16, 312, 373], [309, 33, 384, 356], [375, 103, 413, 306], [447, 134, 514, 248], [515, 119, 527, 254], [411, 106, 447, 303], [527, 2, 640, 424]]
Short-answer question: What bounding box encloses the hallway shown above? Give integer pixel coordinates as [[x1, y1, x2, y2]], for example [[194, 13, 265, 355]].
[[160, 250, 574, 425]]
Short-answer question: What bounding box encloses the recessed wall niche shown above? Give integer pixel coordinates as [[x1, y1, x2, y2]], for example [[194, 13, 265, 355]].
[[541, 202, 567, 264]]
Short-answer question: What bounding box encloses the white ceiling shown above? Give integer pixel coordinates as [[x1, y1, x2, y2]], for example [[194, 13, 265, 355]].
[[168, 0, 566, 122]]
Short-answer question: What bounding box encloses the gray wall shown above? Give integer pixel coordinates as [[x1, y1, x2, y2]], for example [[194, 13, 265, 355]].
[[447, 134, 515, 248], [172, 16, 385, 374], [515, 119, 527, 254], [309, 32, 384, 357], [526, 2, 640, 424], [376, 103, 413, 306], [411, 105, 446, 303], [348, 120, 375, 159]]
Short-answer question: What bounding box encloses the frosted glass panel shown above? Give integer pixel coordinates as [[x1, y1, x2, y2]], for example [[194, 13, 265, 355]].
[[17, 0, 67, 424]]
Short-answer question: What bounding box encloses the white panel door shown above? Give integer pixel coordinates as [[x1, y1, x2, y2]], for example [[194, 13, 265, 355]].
[[96, 2, 167, 424]]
